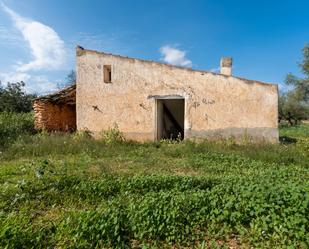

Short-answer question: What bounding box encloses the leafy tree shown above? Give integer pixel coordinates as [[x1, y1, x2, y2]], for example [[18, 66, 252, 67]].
[[279, 44, 309, 125], [279, 91, 308, 125], [0, 81, 36, 113]]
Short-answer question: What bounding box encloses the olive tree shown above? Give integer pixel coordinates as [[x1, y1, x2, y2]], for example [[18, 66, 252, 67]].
[[279, 44, 309, 125]]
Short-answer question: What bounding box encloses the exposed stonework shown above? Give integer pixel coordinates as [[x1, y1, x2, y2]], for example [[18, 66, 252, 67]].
[[33, 85, 76, 132], [76, 47, 279, 143]]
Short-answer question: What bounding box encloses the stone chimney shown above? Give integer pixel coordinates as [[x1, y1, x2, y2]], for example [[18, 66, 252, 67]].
[[220, 57, 233, 76]]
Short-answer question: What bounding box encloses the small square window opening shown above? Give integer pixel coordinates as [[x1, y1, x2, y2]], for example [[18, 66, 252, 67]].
[[104, 65, 112, 83]]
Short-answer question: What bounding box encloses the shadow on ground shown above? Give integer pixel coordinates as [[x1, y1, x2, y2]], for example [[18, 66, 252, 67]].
[[280, 136, 297, 144]]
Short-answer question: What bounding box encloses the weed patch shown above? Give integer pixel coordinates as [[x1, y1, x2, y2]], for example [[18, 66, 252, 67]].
[[0, 118, 308, 248]]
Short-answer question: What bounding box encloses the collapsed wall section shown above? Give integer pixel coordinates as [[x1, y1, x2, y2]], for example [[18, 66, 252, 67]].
[[33, 84, 76, 132], [33, 101, 76, 131]]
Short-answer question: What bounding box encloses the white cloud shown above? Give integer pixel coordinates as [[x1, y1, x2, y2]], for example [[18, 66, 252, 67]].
[[1, 3, 66, 72], [159, 45, 192, 67], [0, 71, 31, 83], [0, 3, 67, 94], [25, 75, 59, 94]]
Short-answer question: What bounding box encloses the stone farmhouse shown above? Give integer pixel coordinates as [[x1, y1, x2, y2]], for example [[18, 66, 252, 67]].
[[34, 46, 279, 143]]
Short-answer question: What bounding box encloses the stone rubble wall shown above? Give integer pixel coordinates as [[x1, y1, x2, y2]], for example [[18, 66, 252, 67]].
[[33, 100, 76, 132]]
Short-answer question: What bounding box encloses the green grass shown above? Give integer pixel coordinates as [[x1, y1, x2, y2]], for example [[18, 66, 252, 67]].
[[0, 120, 309, 248], [280, 123, 309, 138]]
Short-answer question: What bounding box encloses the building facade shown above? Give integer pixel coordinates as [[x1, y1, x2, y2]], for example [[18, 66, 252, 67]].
[[76, 46, 279, 143]]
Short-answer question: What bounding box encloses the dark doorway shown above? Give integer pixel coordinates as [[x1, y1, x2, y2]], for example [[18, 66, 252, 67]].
[[156, 98, 185, 140]]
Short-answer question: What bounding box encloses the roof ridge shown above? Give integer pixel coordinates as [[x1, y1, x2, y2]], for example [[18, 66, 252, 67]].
[[76, 46, 277, 87]]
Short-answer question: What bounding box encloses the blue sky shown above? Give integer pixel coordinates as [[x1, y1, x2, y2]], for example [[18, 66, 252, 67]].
[[0, 0, 308, 94]]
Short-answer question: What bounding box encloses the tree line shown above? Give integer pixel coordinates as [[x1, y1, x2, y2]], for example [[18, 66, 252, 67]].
[[0, 50, 309, 125]]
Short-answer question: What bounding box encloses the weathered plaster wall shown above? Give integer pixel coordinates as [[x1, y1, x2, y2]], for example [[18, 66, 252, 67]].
[[76, 49, 278, 143], [33, 100, 76, 131]]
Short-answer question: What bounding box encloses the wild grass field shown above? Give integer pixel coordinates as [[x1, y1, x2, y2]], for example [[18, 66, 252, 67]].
[[0, 113, 308, 248]]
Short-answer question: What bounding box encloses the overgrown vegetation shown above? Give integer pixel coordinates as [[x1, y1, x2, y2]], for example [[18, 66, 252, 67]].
[[0, 118, 308, 248], [100, 123, 125, 144], [0, 112, 35, 148]]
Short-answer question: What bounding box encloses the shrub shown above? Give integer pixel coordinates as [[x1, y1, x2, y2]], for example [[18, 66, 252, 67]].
[[0, 81, 36, 113], [100, 123, 125, 144], [0, 112, 35, 148]]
